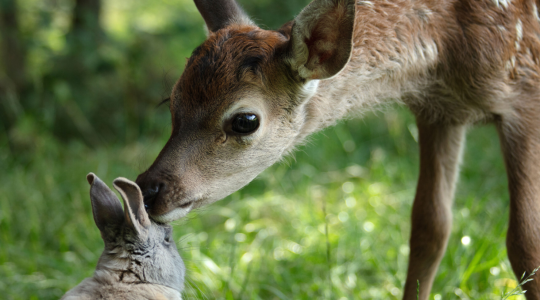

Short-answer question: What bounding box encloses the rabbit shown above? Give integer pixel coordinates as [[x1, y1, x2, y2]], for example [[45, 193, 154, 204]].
[[61, 173, 185, 300]]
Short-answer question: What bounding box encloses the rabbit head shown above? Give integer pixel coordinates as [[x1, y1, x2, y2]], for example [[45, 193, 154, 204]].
[[86, 173, 185, 293]]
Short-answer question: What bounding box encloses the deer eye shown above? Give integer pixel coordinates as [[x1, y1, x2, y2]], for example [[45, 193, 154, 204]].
[[231, 114, 259, 134]]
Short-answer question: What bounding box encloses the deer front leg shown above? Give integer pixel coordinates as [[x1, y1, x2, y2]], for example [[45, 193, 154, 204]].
[[402, 118, 466, 300], [497, 109, 540, 300]]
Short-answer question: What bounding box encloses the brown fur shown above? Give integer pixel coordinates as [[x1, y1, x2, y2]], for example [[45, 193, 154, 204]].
[[173, 25, 290, 121], [137, 0, 540, 298]]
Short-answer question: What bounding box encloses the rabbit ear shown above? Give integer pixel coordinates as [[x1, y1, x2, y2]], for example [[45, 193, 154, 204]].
[[87, 173, 124, 235], [113, 177, 151, 235]]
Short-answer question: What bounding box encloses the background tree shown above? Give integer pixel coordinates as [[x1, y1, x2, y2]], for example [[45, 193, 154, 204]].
[[0, 0, 26, 141]]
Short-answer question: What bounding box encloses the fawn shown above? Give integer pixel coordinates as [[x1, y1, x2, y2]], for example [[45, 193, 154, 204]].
[[136, 0, 540, 298]]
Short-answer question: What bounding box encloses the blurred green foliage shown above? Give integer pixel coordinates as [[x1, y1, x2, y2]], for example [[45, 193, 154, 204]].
[[2, 0, 311, 153], [0, 0, 525, 299]]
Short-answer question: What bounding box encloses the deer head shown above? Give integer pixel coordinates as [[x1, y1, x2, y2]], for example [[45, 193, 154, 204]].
[[136, 0, 356, 223]]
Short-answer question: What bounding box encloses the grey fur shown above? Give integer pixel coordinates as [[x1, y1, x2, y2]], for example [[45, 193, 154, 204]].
[[61, 173, 185, 300]]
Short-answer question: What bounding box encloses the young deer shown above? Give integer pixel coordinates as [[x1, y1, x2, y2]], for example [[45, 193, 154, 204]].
[[62, 174, 185, 299], [135, 0, 540, 298]]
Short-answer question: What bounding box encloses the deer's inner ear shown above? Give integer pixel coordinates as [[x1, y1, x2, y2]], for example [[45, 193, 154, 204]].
[[286, 0, 356, 80]]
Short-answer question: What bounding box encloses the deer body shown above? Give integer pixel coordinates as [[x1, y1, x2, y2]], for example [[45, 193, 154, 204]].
[[136, 0, 540, 298], [307, 0, 535, 133]]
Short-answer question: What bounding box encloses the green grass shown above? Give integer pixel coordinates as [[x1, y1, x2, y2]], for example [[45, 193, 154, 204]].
[[0, 107, 526, 299]]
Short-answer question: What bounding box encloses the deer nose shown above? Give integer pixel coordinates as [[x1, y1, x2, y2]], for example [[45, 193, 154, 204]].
[[141, 182, 164, 210]]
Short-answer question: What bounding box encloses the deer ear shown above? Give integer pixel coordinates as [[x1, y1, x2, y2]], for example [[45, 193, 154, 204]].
[[87, 173, 124, 236], [113, 177, 151, 235], [194, 0, 253, 33], [287, 0, 356, 80]]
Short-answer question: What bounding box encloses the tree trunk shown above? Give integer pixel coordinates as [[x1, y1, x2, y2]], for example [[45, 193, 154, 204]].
[[66, 0, 103, 71], [51, 0, 103, 146], [0, 0, 26, 133]]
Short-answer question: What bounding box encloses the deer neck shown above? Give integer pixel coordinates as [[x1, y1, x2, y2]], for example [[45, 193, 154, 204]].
[[296, 0, 445, 141]]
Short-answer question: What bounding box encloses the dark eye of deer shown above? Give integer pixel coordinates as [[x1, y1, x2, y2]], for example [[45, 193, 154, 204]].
[[231, 114, 259, 134]]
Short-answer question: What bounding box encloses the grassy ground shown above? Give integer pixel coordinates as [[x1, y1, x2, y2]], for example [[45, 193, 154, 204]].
[[0, 107, 525, 299]]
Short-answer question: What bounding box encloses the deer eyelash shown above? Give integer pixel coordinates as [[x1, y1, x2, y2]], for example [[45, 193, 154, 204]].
[[157, 97, 170, 108]]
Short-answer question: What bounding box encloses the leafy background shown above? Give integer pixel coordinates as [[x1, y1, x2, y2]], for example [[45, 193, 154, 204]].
[[0, 0, 524, 299]]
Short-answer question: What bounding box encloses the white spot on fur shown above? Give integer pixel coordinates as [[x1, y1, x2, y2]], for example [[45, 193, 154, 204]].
[[410, 35, 438, 66], [424, 40, 438, 61], [357, 0, 373, 7], [302, 80, 320, 99], [505, 60, 512, 71], [514, 20, 523, 51], [516, 19, 523, 41], [493, 0, 511, 9], [534, 3, 540, 21]]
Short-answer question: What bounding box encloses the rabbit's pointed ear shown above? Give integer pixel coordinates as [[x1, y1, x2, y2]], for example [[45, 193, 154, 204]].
[[87, 173, 124, 235], [113, 177, 151, 235]]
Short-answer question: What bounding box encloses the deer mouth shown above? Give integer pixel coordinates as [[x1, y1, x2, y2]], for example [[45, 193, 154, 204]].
[[150, 200, 196, 223], [178, 201, 194, 209]]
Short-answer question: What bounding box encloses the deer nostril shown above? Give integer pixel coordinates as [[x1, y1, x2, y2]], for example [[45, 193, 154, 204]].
[[143, 184, 162, 210]]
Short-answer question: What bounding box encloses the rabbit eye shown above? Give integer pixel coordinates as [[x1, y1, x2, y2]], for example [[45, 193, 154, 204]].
[[163, 227, 173, 244]]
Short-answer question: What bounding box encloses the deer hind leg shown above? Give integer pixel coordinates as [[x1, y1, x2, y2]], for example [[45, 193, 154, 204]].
[[497, 107, 540, 300], [402, 118, 466, 300]]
